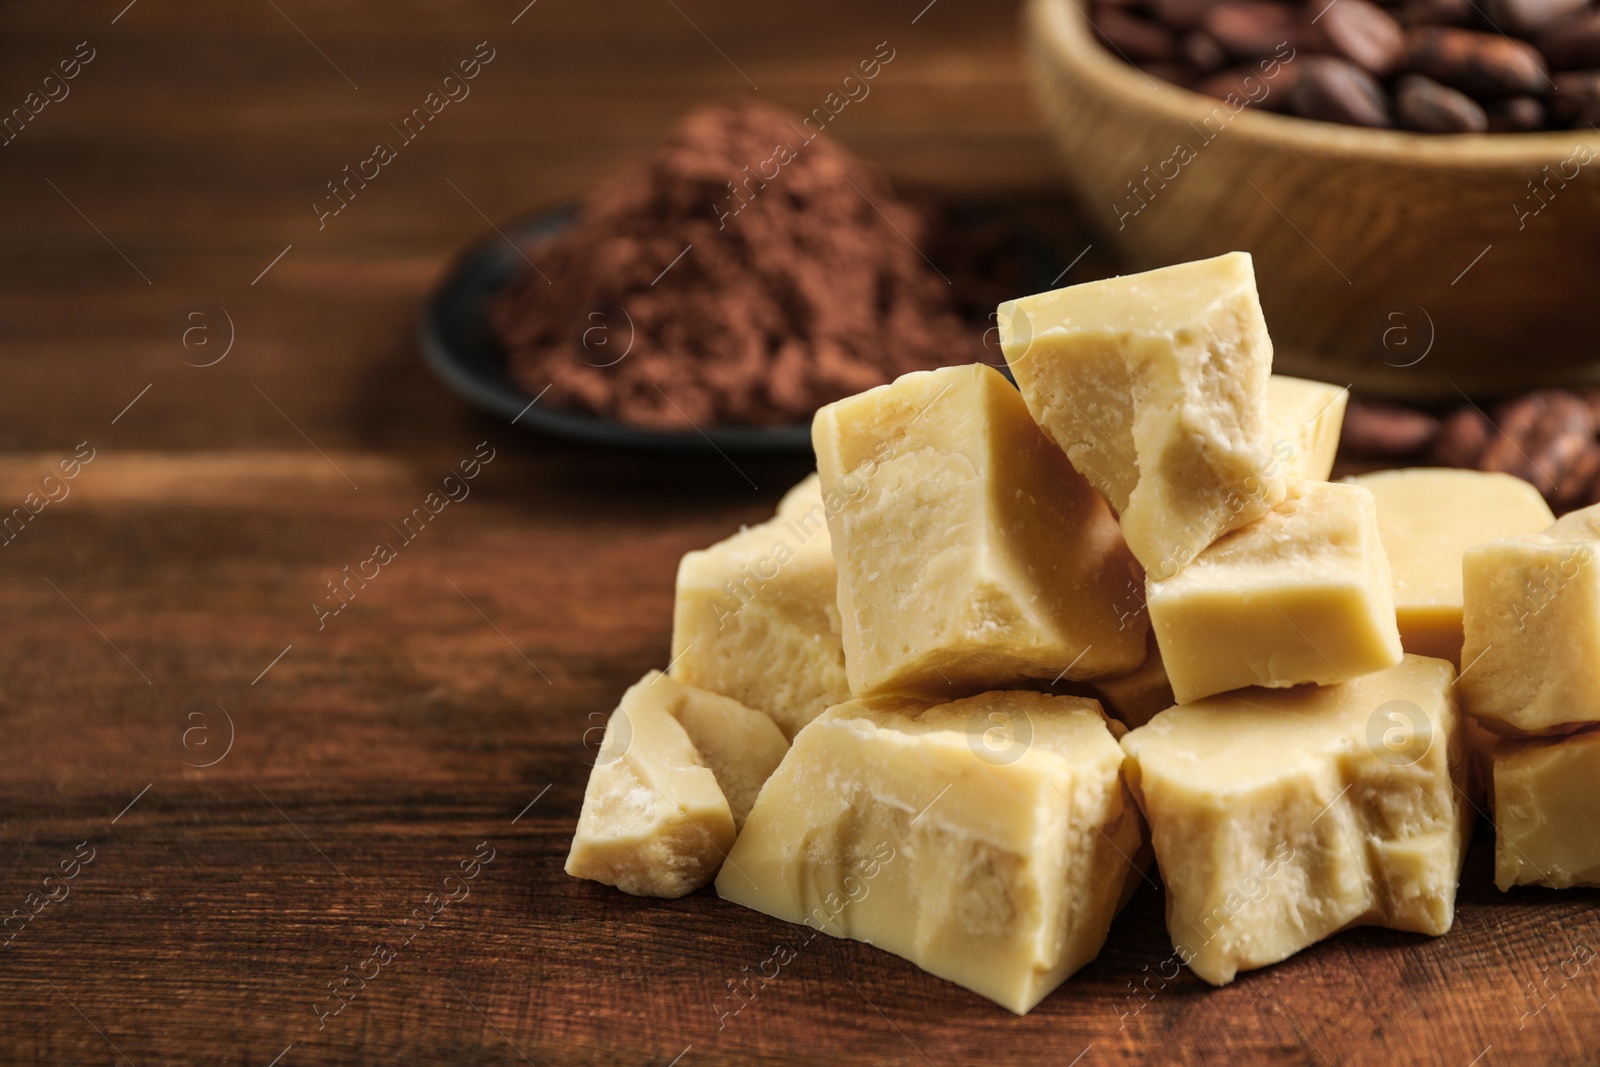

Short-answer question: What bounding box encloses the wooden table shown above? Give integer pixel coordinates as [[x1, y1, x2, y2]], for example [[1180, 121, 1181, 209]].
[[2, 2, 1595, 1064]]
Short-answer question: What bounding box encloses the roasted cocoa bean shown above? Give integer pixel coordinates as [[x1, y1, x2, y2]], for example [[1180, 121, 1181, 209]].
[[1193, 63, 1301, 109], [1342, 399, 1442, 457], [1203, 2, 1318, 59], [1139, 61, 1199, 85], [1088, 0, 1587, 131], [1476, 390, 1595, 490], [1486, 95, 1548, 130], [1552, 439, 1600, 511], [1405, 26, 1550, 96], [1484, 0, 1588, 36], [1432, 407, 1493, 468], [1181, 29, 1229, 73], [1288, 55, 1394, 126], [1146, 0, 1214, 31], [1395, 72, 1490, 131], [1321, 0, 1408, 74], [1551, 70, 1600, 126], [1540, 9, 1600, 70], [1397, 0, 1477, 27], [1096, 8, 1180, 63]]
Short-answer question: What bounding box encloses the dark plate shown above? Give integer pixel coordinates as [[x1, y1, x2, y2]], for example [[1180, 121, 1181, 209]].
[[419, 204, 1072, 453], [419, 207, 813, 454]]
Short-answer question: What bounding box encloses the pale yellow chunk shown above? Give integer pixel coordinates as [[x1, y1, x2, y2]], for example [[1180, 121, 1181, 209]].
[[1149, 480, 1402, 703], [1350, 469, 1554, 665], [998, 252, 1285, 576], [1266, 375, 1347, 481], [1460, 503, 1600, 736], [1092, 632, 1175, 729], [671, 475, 849, 739], [566, 672, 788, 898], [813, 363, 1146, 698], [716, 691, 1146, 1014], [1484, 728, 1600, 890], [1121, 655, 1469, 986]]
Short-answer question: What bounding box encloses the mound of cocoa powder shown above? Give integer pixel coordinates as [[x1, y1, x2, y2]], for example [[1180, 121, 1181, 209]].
[[492, 101, 983, 431]]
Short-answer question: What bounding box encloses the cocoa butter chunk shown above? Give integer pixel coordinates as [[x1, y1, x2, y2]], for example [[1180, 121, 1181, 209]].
[[1395, 73, 1490, 132], [670, 475, 848, 739], [1267, 375, 1348, 481], [716, 691, 1147, 1014], [1460, 503, 1600, 736], [1483, 727, 1600, 890], [999, 252, 1285, 576], [1348, 469, 1555, 665], [1121, 655, 1469, 986], [812, 363, 1147, 698], [566, 672, 788, 898], [1405, 26, 1549, 97], [1149, 480, 1403, 704], [1092, 632, 1176, 729]]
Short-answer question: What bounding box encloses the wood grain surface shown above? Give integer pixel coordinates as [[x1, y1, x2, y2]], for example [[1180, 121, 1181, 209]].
[[1, 2, 1596, 1065]]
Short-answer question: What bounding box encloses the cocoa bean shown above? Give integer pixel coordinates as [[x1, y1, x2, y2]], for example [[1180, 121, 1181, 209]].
[[1146, 0, 1215, 31], [1581, 461, 1600, 510], [1343, 398, 1442, 456], [1551, 70, 1600, 126], [1181, 29, 1229, 73], [1551, 440, 1600, 511], [1484, 0, 1588, 37], [1096, 8, 1180, 63], [1539, 9, 1600, 70], [1321, 0, 1408, 75], [1477, 390, 1594, 490], [1405, 26, 1550, 96], [1287, 55, 1394, 126], [1528, 391, 1598, 489], [1486, 95, 1548, 130], [1193, 64, 1301, 110], [1432, 407, 1492, 468], [1202, 2, 1318, 59], [1395, 72, 1490, 131], [1139, 61, 1199, 86], [1397, 0, 1477, 27]]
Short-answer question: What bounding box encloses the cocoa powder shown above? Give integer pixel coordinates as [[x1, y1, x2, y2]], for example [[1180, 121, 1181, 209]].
[[492, 101, 978, 432]]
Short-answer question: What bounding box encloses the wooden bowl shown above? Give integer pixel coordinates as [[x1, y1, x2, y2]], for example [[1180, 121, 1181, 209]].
[[1024, 0, 1600, 398]]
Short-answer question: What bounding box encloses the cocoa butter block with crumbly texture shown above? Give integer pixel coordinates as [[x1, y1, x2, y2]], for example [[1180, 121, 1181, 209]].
[[1120, 655, 1469, 987], [1460, 502, 1600, 736], [998, 252, 1285, 577], [565, 671, 788, 898], [1266, 375, 1347, 481], [671, 475, 849, 740], [812, 363, 1147, 699], [1483, 727, 1600, 891], [1091, 631, 1175, 730], [716, 690, 1146, 1015], [1149, 480, 1403, 704], [1349, 469, 1554, 666]]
